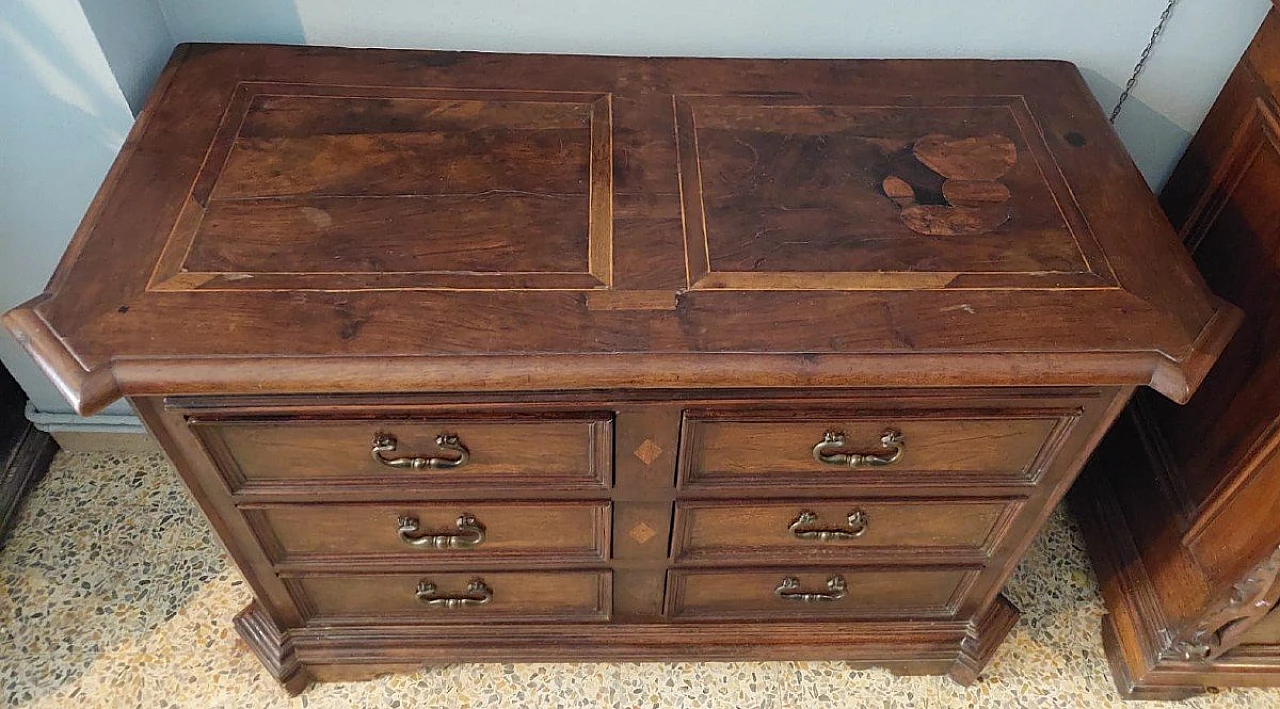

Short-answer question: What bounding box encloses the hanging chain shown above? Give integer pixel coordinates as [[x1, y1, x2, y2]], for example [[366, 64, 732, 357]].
[[1111, 0, 1181, 123]]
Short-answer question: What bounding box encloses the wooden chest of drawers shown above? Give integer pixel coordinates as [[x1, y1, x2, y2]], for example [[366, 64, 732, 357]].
[[3, 44, 1239, 694]]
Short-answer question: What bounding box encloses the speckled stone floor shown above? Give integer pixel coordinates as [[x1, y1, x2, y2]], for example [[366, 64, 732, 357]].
[[4, 452, 1280, 708]]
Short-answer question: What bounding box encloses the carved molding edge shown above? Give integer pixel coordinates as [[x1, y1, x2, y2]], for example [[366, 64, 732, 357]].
[[233, 601, 312, 695], [948, 594, 1020, 685], [1159, 544, 1280, 662]]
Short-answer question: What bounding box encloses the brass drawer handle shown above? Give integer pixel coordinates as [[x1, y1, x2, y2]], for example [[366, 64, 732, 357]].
[[774, 575, 848, 603], [372, 433, 470, 470], [789, 510, 869, 541], [812, 430, 904, 468], [415, 578, 493, 608], [397, 513, 486, 548]]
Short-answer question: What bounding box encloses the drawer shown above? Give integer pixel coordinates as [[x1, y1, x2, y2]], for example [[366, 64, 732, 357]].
[[678, 405, 1080, 489], [671, 498, 1019, 564], [247, 501, 610, 569], [289, 570, 612, 624], [190, 411, 612, 490], [665, 567, 976, 620]]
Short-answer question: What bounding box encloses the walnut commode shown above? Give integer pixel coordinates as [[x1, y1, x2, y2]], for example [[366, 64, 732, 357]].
[[3, 45, 1239, 694]]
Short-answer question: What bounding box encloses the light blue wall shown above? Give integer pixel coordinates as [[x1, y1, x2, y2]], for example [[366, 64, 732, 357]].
[[0, 0, 138, 416], [0, 0, 1272, 418], [160, 0, 1273, 188], [157, 0, 303, 45], [77, 0, 174, 113]]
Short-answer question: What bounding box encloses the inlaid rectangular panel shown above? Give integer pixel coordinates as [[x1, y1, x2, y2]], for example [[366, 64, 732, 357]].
[[665, 567, 976, 620], [288, 570, 612, 624], [1154, 98, 1280, 509], [678, 405, 1081, 489], [671, 498, 1020, 565], [675, 95, 1116, 290], [149, 82, 612, 291], [245, 500, 611, 570], [190, 411, 613, 492]]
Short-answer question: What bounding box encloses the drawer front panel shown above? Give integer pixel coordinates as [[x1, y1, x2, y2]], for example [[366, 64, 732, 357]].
[[291, 571, 611, 623], [665, 567, 974, 620], [192, 412, 612, 489], [248, 501, 610, 568], [672, 499, 1019, 564], [679, 407, 1079, 489]]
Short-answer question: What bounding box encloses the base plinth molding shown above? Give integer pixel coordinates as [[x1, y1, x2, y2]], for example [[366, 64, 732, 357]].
[[950, 594, 1022, 685], [1073, 466, 1280, 700], [232, 598, 1022, 694], [233, 602, 312, 696]]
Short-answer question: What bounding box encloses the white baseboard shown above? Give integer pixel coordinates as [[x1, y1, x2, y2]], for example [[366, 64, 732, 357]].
[[24, 402, 146, 434]]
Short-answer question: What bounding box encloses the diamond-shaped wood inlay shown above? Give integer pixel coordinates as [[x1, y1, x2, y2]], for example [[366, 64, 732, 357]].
[[633, 439, 663, 466], [629, 522, 657, 545]]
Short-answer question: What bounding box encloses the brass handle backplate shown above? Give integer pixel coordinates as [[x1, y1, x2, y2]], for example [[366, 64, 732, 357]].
[[789, 510, 869, 541], [372, 433, 470, 470], [812, 430, 904, 468], [415, 578, 493, 608], [398, 513, 486, 549], [774, 575, 848, 603]]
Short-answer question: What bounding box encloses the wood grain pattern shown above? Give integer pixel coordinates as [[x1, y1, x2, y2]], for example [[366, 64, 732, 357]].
[[234, 601, 311, 694], [942, 179, 1012, 207], [140, 383, 1131, 693], [245, 500, 610, 570], [150, 85, 611, 292], [282, 611, 1023, 687], [289, 570, 611, 623], [949, 594, 1021, 685], [0, 46, 1240, 414], [676, 96, 1105, 287], [1073, 8, 1280, 696], [0, 44, 1243, 695], [1151, 97, 1280, 511], [679, 406, 1079, 488], [897, 204, 1011, 237], [913, 133, 1017, 181], [894, 134, 1017, 236], [671, 498, 1019, 565], [665, 567, 974, 620], [183, 195, 590, 274], [137, 384, 1125, 693], [191, 413, 612, 490]]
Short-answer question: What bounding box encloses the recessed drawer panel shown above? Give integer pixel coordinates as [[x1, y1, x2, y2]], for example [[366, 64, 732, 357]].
[[190, 412, 612, 490], [679, 406, 1080, 489], [665, 567, 975, 620], [290, 571, 611, 624], [247, 501, 610, 569], [672, 498, 1019, 565]]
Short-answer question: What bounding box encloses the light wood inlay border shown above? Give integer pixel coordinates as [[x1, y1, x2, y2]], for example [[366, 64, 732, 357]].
[[149, 83, 614, 293], [674, 94, 1118, 292]]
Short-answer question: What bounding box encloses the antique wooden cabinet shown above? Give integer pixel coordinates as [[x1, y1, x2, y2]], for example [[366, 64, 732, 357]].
[[2, 44, 1238, 694], [1071, 5, 1280, 699]]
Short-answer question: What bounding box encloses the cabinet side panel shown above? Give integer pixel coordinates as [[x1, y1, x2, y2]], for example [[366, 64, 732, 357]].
[[131, 396, 304, 627]]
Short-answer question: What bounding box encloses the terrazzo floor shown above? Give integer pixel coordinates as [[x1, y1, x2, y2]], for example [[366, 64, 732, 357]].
[[4, 452, 1280, 709]]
